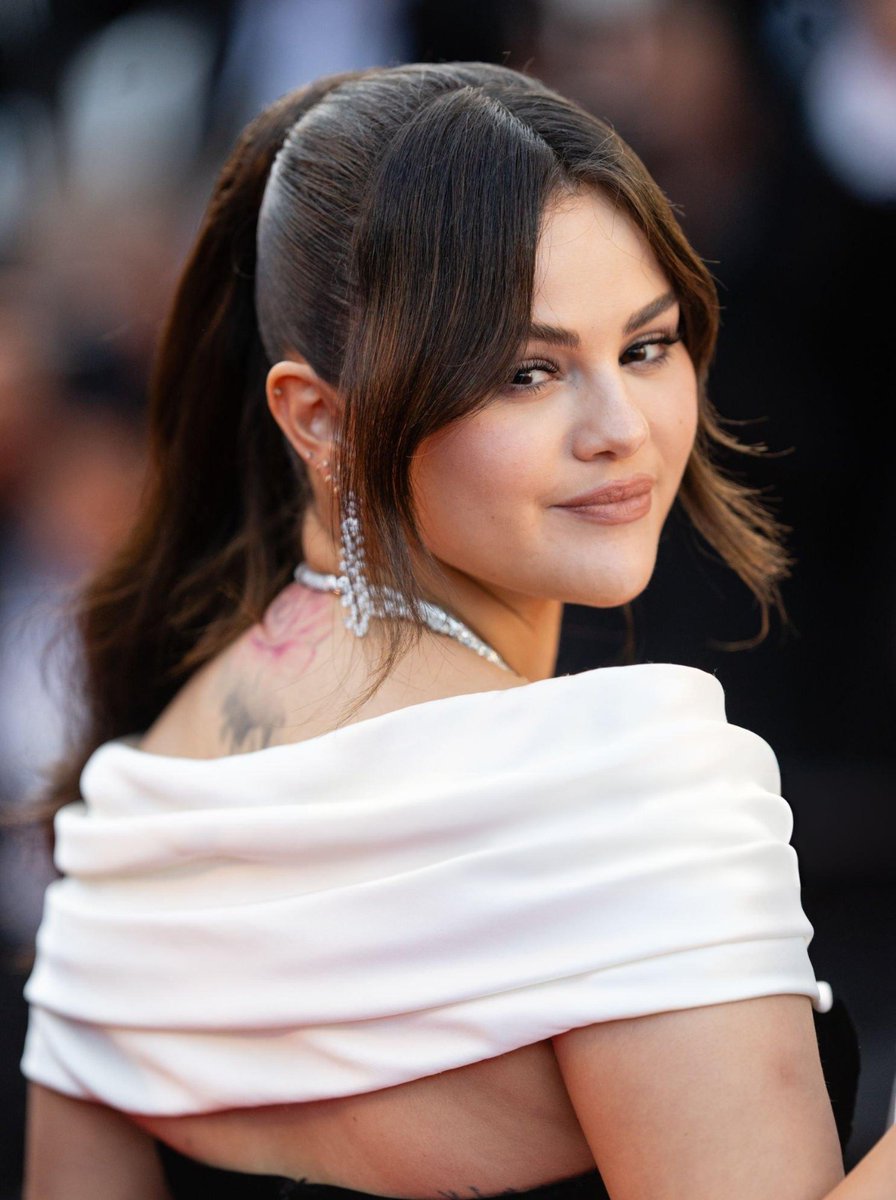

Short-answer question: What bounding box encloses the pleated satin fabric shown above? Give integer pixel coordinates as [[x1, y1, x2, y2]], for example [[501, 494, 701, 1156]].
[[22, 663, 830, 1115]]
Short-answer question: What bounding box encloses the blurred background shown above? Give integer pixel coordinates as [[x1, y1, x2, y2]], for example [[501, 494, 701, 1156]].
[[0, 0, 893, 1194]]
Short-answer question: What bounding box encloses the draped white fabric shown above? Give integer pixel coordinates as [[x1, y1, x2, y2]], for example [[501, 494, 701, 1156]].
[[22, 663, 830, 1115]]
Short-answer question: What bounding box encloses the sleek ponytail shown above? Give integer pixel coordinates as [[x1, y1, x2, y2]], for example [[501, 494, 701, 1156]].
[[37, 74, 360, 827]]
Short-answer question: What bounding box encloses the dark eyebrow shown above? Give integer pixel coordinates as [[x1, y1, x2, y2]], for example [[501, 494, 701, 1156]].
[[622, 290, 678, 336], [526, 290, 679, 349], [526, 321, 581, 349]]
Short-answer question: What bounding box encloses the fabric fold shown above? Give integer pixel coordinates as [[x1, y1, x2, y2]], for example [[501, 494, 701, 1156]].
[[22, 662, 830, 1115]]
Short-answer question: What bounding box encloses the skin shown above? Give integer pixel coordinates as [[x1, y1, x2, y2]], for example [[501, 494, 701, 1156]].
[[410, 188, 696, 678], [218, 585, 332, 752], [268, 187, 697, 684], [27, 185, 896, 1198]]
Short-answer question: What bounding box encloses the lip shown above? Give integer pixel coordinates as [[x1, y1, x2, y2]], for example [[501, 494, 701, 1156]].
[[553, 474, 655, 526], [556, 474, 656, 508]]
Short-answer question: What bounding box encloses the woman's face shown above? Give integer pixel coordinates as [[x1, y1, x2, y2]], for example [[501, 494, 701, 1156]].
[[411, 187, 699, 609]]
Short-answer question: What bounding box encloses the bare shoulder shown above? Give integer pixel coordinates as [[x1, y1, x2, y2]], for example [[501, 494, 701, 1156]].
[[140, 584, 526, 759], [315, 619, 526, 730], [375, 627, 526, 703]]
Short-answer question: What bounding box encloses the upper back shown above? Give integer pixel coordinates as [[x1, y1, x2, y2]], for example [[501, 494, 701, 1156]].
[[131, 580, 597, 1193], [138, 579, 522, 761]]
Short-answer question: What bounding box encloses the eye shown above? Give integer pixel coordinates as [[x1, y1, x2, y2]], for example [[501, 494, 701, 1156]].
[[506, 358, 559, 393], [621, 331, 682, 367]]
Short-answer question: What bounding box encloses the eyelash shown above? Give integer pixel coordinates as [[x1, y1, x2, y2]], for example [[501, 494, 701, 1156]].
[[507, 330, 683, 394]]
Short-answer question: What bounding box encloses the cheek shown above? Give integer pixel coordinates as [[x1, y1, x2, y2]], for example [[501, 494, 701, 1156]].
[[412, 414, 542, 552], [652, 369, 699, 480]]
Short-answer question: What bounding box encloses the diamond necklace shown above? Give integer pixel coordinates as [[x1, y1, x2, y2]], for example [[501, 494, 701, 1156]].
[[293, 562, 513, 673]]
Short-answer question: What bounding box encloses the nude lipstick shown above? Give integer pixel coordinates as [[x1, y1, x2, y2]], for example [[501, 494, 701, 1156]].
[[553, 474, 654, 525]]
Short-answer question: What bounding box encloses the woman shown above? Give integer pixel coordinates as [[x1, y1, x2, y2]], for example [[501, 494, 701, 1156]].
[[19, 63, 895, 1199]]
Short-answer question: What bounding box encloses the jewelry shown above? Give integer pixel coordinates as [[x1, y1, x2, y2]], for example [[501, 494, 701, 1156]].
[[302, 448, 333, 485], [293, 561, 513, 672], [337, 491, 373, 637]]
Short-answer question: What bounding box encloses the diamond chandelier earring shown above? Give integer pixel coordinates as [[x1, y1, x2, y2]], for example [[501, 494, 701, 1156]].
[[292, 448, 513, 672], [337, 490, 374, 637], [296, 443, 374, 637]]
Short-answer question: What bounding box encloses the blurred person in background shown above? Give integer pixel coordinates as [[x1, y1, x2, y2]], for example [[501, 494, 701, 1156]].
[[0, 336, 147, 949], [798, 0, 896, 203], [0, 295, 147, 1198]]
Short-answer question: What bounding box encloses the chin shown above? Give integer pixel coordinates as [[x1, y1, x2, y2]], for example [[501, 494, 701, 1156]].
[[558, 552, 658, 609]]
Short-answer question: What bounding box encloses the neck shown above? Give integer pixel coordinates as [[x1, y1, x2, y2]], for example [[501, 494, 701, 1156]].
[[415, 560, 563, 683], [300, 511, 562, 682]]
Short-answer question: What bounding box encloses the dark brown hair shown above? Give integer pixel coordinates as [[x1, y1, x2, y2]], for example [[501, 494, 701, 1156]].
[[38, 61, 790, 829]]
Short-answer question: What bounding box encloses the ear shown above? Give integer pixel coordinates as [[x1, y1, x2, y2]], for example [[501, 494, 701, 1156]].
[[266, 355, 341, 468]]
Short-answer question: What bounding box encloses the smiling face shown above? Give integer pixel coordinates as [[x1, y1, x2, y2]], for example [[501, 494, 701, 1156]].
[[410, 186, 699, 609]]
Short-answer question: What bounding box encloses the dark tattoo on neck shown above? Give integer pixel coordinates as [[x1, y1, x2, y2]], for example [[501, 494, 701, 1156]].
[[219, 689, 285, 753], [218, 583, 333, 753]]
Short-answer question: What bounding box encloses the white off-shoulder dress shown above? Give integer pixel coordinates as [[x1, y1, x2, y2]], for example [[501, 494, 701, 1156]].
[[22, 661, 835, 1133]]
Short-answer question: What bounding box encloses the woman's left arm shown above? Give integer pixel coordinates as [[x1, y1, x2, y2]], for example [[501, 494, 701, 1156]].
[[23, 1083, 172, 1200], [552, 994, 844, 1199]]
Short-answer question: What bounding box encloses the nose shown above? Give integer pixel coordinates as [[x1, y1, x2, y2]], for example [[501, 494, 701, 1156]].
[[571, 372, 650, 461]]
